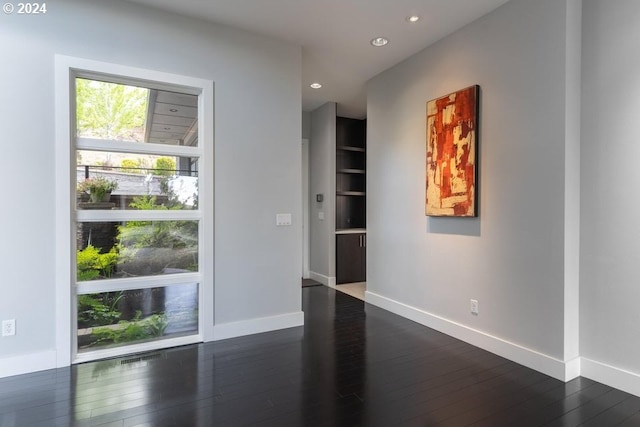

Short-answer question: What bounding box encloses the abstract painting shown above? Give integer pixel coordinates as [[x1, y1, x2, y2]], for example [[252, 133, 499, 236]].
[[426, 85, 479, 217]]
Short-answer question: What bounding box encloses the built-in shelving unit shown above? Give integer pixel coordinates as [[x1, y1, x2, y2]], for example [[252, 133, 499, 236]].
[[335, 116, 366, 284], [336, 117, 366, 230]]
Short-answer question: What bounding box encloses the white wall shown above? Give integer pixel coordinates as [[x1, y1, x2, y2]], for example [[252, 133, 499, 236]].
[[309, 103, 336, 285], [580, 0, 640, 395], [366, 0, 580, 378], [0, 0, 302, 375]]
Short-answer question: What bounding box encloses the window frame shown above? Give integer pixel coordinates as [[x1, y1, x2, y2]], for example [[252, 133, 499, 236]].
[[55, 55, 214, 366]]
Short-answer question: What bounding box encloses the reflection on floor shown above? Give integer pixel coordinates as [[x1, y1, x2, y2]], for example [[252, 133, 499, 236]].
[[336, 281, 365, 300], [1, 286, 636, 426]]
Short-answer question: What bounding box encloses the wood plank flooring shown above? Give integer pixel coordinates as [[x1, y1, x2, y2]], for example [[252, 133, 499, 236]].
[[1, 286, 639, 426]]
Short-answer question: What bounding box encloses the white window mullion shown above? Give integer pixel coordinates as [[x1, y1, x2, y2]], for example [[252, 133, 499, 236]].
[[77, 209, 200, 222], [76, 272, 202, 294], [77, 137, 201, 158], [74, 335, 202, 364], [74, 70, 201, 96]]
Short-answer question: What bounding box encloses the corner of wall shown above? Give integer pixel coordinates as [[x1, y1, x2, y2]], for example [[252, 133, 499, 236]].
[[562, 0, 582, 363], [212, 311, 304, 341], [309, 271, 336, 288], [309, 102, 337, 279]]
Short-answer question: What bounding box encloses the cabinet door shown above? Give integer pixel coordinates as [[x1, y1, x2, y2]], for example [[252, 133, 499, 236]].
[[336, 234, 366, 284]]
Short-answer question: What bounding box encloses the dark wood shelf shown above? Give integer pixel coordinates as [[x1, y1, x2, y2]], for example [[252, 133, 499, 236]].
[[338, 168, 366, 174], [337, 145, 365, 152], [337, 191, 366, 196]]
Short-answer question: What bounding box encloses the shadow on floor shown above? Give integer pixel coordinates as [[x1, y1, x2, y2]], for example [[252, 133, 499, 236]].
[[302, 278, 322, 288]]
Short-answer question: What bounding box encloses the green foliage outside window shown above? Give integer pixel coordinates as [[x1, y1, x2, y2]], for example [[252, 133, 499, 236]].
[[121, 159, 144, 174], [122, 195, 197, 249], [117, 195, 198, 274], [153, 157, 176, 176], [76, 78, 148, 141], [76, 245, 118, 281], [77, 293, 122, 329], [90, 312, 168, 347], [76, 189, 197, 350]]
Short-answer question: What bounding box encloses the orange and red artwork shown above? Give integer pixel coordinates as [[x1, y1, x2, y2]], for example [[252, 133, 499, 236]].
[[426, 85, 479, 217]]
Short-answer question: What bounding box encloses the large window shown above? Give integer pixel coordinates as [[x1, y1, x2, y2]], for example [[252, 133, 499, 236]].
[[56, 62, 213, 363], [74, 78, 201, 357]]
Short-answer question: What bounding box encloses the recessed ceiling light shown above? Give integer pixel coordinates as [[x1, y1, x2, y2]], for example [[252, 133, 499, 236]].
[[371, 37, 389, 47], [169, 108, 178, 112], [310, 82, 322, 89], [407, 15, 420, 23]]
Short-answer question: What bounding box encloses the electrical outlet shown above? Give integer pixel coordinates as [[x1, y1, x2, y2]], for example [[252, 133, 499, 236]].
[[470, 299, 479, 315], [276, 213, 292, 226], [2, 319, 16, 336]]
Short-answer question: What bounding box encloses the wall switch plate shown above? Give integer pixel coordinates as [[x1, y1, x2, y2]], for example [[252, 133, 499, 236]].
[[276, 213, 292, 226], [470, 299, 479, 315], [2, 319, 16, 336], [318, 212, 325, 220]]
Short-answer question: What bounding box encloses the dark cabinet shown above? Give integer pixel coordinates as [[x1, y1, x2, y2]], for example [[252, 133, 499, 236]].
[[336, 233, 366, 284]]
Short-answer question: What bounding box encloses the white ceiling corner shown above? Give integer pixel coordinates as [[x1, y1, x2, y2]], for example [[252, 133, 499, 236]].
[[124, 0, 511, 118]]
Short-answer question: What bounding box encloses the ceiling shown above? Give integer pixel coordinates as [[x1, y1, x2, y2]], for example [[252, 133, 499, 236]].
[[125, 0, 510, 118], [145, 90, 198, 146]]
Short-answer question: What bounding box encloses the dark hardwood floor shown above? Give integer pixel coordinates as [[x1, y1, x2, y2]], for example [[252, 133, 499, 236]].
[[2, 286, 640, 426]]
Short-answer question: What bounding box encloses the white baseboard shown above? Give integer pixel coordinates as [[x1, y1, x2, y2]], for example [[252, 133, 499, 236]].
[[309, 271, 336, 288], [582, 358, 640, 397], [212, 311, 304, 341], [0, 350, 57, 379], [365, 291, 578, 382], [3, 305, 640, 400]]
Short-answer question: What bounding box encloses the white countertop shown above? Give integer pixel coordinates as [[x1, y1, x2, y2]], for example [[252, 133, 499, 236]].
[[335, 228, 367, 234]]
